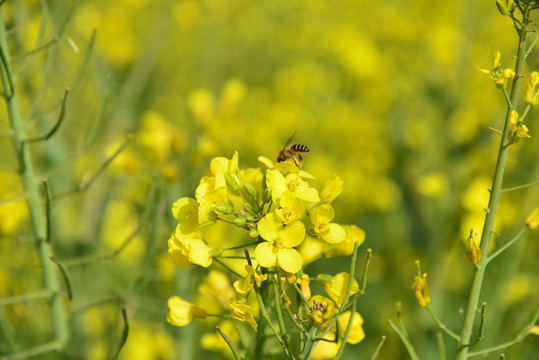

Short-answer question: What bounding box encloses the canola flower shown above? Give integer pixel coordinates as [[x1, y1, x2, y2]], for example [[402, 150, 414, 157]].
[[165, 151, 367, 358]]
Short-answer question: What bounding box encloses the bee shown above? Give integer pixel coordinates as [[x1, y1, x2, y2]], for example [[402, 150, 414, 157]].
[[277, 133, 310, 168]]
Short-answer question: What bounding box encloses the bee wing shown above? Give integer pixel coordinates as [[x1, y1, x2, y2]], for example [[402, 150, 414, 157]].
[[283, 132, 296, 147]]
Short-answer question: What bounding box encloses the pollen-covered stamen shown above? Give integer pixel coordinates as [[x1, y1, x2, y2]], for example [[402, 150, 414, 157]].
[[311, 298, 326, 312]]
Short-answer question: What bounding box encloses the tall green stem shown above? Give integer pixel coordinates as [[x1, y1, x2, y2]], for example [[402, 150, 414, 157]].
[[455, 7, 531, 359], [0, 12, 69, 353]]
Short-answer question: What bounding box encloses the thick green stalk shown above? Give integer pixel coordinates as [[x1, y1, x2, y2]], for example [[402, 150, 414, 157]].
[[455, 7, 530, 359], [0, 12, 69, 353]]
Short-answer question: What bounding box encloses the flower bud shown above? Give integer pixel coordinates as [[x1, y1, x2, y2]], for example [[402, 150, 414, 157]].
[[496, 0, 515, 15], [525, 208, 539, 230], [320, 175, 343, 203], [244, 182, 258, 199], [224, 172, 241, 192], [243, 202, 253, 213], [262, 188, 272, 203], [248, 229, 259, 238], [215, 204, 234, 214], [526, 72, 539, 106], [233, 217, 247, 227]]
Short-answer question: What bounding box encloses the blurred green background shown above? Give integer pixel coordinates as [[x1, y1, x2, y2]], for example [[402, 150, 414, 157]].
[[1, 0, 538, 359]]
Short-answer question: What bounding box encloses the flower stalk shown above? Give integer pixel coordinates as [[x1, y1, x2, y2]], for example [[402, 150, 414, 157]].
[[0, 11, 69, 353], [456, 4, 533, 359]]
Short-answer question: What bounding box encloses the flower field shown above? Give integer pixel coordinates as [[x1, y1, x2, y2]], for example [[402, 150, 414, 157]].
[[1, 1, 538, 359]]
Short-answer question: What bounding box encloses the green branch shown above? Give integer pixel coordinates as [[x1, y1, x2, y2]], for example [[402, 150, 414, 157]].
[[456, 5, 533, 359]]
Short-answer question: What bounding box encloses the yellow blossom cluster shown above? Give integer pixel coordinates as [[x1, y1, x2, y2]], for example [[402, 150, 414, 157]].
[[165, 151, 366, 358]]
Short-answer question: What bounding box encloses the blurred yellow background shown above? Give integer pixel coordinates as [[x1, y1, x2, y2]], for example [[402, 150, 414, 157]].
[[1, 0, 538, 359]]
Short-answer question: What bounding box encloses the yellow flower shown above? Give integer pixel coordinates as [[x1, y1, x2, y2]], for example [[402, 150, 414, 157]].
[[210, 151, 239, 178], [229, 297, 258, 331], [298, 274, 312, 300], [166, 296, 207, 327], [336, 311, 365, 344], [255, 214, 305, 274], [318, 272, 359, 307], [171, 197, 199, 235], [481, 51, 515, 89], [233, 265, 268, 296], [320, 175, 343, 203], [308, 295, 337, 328], [508, 110, 531, 144], [168, 231, 213, 268], [310, 204, 346, 244], [465, 229, 481, 264], [275, 191, 306, 224], [526, 71, 539, 105], [525, 208, 539, 230], [411, 273, 431, 307], [197, 270, 235, 314], [266, 169, 320, 202], [195, 175, 228, 223], [323, 225, 365, 258]]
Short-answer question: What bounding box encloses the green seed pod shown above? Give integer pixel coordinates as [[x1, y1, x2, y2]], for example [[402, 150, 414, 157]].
[[262, 188, 272, 203], [248, 229, 259, 238], [234, 217, 247, 227], [244, 182, 258, 199], [215, 204, 234, 214], [224, 172, 241, 192]]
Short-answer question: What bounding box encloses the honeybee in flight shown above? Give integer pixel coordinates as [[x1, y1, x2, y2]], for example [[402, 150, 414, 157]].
[[277, 133, 310, 168]]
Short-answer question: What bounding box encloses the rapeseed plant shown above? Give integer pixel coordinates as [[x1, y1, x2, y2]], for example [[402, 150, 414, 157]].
[[166, 152, 370, 359]]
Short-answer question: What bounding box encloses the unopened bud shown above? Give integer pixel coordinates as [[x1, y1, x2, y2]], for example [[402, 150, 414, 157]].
[[248, 229, 259, 238], [244, 182, 258, 199], [496, 0, 515, 15], [243, 202, 253, 213], [262, 188, 272, 203], [233, 217, 247, 227], [215, 204, 234, 214], [224, 172, 241, 192], [525, 208, 539, 230]]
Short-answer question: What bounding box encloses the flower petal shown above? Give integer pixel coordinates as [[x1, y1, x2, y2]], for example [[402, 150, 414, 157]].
[[323, 223, 346, 244], [277, 248, 303, 274], [280, 221, 305, 248], [257, 214, 280, 241], [255, 242, 277, 268]]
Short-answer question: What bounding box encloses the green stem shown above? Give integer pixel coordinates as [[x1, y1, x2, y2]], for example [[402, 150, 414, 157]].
[[388, 320, 420, 360], [216, 325, 243, 360], [455, 6, 531, 359], [0, 12, 69, 353], [253, 283, 294, 359], [425, 305, 460, 342], [486, 227, 528, 264]]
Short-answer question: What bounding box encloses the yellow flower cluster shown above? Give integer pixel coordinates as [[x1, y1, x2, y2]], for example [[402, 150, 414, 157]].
[[165, 151, 366, 357]]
